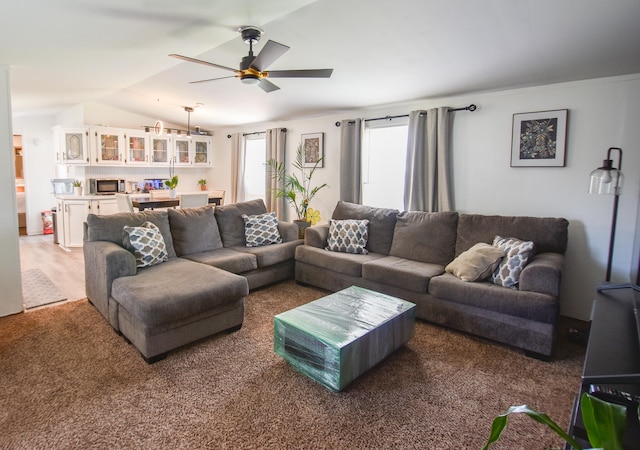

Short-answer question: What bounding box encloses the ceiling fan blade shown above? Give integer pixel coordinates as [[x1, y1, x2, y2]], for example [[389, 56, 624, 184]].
[[267, 69, 334, 78], [259, 79, 280, 93], [189, 75, 237, 85], [169, 54, 239, 73], [251, 40, 290, 72]]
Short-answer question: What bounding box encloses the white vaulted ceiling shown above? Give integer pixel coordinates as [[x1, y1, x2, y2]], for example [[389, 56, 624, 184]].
[[3, 0, 640, 129]]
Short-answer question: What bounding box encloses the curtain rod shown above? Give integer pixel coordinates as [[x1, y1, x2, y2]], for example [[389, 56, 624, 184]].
[[335, 104, 477, 127], [227, 128, 287, 138]]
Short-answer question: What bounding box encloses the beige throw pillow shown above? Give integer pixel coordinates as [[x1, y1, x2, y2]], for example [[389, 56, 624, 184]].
[[445, 243, 506, 282]]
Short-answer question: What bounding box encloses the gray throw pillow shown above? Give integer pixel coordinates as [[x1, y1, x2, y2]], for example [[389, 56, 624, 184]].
[[168, 206, 222, 256], [491, 236, 536, 288]]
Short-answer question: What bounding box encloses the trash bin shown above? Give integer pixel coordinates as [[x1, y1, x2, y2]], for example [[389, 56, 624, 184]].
[[42, 210, 53, 236], [51, 207, 59, 244]]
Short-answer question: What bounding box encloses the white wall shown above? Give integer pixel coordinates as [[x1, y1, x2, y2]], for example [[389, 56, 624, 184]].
[[212, 74, 640, 320], [0, 65, 24, 317]]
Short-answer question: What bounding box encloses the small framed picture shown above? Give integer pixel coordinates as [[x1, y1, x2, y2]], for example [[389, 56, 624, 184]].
[[301, 132, 324, 168], [511, 109, 568, 167]]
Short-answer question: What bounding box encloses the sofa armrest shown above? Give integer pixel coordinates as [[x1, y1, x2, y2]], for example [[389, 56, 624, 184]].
[[304, 224, 329, 248], [519, 252, 564, 297], [84, 240, 136, 320], [278, 221, 300, 242]]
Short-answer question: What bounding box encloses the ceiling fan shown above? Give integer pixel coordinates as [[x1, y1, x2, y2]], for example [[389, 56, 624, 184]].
[[170, 26, 333, 93]]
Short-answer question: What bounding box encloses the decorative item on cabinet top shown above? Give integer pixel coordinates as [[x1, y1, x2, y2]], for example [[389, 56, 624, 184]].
[[52, 125, 212, 167]]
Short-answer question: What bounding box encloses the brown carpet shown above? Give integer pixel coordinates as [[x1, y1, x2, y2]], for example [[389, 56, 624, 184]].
[[0, 280, 584, 449]]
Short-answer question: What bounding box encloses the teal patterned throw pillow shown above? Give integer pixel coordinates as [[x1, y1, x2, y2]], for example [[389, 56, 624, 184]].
[[325, 219, 369, 254], [491, 235, 535, 288], [242, 212, 283, 247], [123, 221, 168, 268]]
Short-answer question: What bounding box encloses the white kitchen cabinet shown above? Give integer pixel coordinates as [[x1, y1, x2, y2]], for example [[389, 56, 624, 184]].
[[58, 197, 119, 248], [150, 135, 171, 166], [124, 130, 149, 165], [192, 135, 212, 167], [62, 199, 90, 248], [90, 198, 118, 215], [53, 126, 90, 165], [92, 127, 125, 165], [173, 135, 192, 166]]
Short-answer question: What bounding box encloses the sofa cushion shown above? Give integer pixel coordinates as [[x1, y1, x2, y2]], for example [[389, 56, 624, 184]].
[[491, 236, 536, 288], [231, 240, 301, 268], [295, 245, 385, 277], [242, 212, 282, 247], [326, 219, 369, 254], [331, 201, 398, 255], [455, 214, 568, 256], [111, 258, 248, 330], [445, 243, 505, 282], [428, 272, 558, 323], [362, 256, 444, 293], [181, 248, 258, 274], [122, 221, 168, 269], [215, 199, 268, 247], [85, 210, 176, 258], [389, 211, 458, 265], [168, 206, 222, 256]]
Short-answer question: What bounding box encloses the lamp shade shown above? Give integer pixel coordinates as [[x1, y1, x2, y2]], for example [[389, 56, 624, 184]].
[[589, 160, 623, 195]]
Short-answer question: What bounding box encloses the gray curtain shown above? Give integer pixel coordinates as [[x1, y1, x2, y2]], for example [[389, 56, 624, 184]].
[[265, 127, 286, 218], [404, 107, 452, 212], [339, 118, 363, 204], [230, 133, 246, 203]]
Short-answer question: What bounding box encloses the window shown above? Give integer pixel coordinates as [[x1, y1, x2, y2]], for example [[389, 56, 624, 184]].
[[362, 119, 408, 210], [244, 135, 266, 201]]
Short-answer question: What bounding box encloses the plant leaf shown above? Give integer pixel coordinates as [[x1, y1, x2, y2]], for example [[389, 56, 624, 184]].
[[483, 404, 583, 450], [580, 393, 626, 450]]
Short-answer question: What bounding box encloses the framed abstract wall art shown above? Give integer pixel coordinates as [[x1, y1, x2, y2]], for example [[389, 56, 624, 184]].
[[511, 109, 568, 167], [301, 132, 324, 168]]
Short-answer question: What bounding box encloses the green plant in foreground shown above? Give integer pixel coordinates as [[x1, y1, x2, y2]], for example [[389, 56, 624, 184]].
[[72, 179, 82, 187], [483, 393, 632, 450]]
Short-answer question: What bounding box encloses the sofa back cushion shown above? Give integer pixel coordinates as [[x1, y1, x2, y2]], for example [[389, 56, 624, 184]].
[[389, 211, 458, 265], [214, 199, 268, 247], [85, 210, 176, 258], [331, 201, 399, 255], [168, 206, 222, 256], [455, 214, 569, 256]]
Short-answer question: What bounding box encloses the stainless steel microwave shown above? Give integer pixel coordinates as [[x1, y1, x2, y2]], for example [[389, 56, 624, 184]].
[[87, 178, 125, 195]]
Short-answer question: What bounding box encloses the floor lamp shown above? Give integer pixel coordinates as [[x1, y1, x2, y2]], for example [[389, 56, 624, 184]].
[[589, 147, 637, 292]]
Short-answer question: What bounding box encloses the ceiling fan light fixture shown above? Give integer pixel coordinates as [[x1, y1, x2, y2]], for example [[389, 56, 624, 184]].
[[241, 74, 261, 85]]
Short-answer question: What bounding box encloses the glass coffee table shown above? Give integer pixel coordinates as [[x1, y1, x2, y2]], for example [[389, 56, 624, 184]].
[[274, 286, 416, 391]]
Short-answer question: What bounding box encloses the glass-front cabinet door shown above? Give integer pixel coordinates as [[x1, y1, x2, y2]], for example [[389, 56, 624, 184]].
[[54, 127, 90, 165], [150, 135, 171, 166], [174, 136, 192, 166], [93, 127, 124, 165], [192, 135, 212, 167], [124, 131, 148, 165]]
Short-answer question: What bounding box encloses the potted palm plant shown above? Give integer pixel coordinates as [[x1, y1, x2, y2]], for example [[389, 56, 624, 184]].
[[198, 178, 207, 191], [266, 142, 328, 238]]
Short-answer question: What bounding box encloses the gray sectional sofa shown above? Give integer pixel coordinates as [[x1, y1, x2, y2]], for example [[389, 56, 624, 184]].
[[83, 199, 302, 362], [295, 201, 569, 358]]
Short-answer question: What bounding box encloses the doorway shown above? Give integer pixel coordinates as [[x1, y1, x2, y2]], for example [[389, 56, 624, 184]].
[[14, 135, 26, 236]]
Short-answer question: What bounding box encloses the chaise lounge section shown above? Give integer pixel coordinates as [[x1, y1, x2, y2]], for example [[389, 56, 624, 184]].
[[84, 199, 302, 362]]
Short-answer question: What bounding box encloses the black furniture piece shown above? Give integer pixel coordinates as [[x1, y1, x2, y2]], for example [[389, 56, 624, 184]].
[[132, 196, 221, 211], [568, 287, 640, 449]]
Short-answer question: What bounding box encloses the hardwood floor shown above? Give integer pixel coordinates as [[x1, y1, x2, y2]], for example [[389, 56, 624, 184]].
[[19, 234, 86, 305]]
